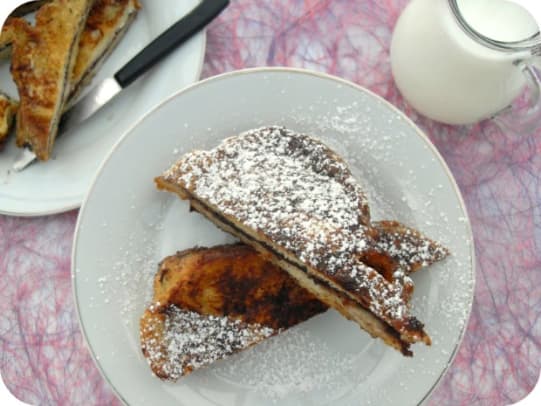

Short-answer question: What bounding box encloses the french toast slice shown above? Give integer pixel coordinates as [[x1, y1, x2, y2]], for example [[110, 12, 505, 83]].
[[0, 92, 18, 146], [1, 0, 139, 96], [67, 0, 140, 106], [155, 126, 449, 355], [10, 0, 94, 161], [140, 244, 327, 381]]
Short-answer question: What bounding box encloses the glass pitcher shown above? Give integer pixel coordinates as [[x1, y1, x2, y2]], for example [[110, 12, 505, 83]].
[[390, 0, 541, 127]]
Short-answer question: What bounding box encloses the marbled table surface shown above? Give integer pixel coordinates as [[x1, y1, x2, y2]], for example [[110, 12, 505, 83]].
[[1, 1, 540, 405]]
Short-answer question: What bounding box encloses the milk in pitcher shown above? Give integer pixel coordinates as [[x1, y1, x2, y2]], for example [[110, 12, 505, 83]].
[[390, 0, 539, 124]]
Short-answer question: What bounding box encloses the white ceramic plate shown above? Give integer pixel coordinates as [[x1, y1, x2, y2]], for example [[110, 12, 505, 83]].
[[0, 0, 205, 216], [73, 68, 475, 406]]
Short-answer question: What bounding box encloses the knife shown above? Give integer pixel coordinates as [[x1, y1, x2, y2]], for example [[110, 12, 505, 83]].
[[13, 0, 230, 172]]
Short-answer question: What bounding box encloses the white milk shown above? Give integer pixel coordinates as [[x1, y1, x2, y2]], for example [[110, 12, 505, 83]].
[[457, 0, 538, 41], [390, 0, 539, 124]]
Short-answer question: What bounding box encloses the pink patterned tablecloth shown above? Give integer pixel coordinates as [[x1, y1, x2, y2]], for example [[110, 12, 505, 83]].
[[1, 1, 541, 405]]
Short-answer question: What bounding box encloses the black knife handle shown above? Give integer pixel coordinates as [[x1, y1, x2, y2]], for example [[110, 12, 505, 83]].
[[114, 0, 229, 88]]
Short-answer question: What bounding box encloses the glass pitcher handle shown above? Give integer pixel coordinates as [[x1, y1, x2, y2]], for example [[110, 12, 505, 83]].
[[493, 61, 541, 135]]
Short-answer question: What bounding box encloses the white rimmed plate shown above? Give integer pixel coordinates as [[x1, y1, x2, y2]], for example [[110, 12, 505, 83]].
[[0, 0, 205, 216], [73, 68, 475, 406]]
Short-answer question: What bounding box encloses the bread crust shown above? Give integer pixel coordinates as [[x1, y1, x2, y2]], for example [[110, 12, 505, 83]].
[[67, 0, 140, 105], [10, 0, 95, 160], [155, 126, 450, 354], [140, 244, 326, 380]]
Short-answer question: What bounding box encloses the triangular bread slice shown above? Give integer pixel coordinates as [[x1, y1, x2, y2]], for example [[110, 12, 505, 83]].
[[66, 0, 140, 106], [10, 0, 94, 160], [2, 0, 139, 94], [140, 244, 327, 380], [1, 1, 138, 152], [155, 126, 449, 355]]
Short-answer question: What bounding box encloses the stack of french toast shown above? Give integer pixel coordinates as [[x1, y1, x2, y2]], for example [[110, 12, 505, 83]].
[[0, 0, 140, 159], [140, 125, 450, 381]]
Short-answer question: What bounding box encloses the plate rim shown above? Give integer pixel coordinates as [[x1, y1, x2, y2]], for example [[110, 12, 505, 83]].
[[72, 66, 476, 406], [0, 6, 207, 218]]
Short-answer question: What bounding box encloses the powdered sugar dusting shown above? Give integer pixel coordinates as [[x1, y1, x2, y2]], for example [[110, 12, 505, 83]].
[[210, 323, 381, 403], [167, 126, 371, 230], [371, 221, 449, 272], [95, 198, 170, 324], [162, 126, 428, 337], [141, 306, 275, 381]]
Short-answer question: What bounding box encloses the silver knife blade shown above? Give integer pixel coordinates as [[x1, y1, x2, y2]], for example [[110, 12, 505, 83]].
[[12, 78, 122, 171], [61, 77, 122, 133]]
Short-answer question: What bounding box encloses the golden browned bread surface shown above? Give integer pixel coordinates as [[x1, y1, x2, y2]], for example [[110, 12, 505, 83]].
[[0, 93, 18, 145], [152, 244, 327, 329], [2, 1, 139, 98], [0, 2, 52, 59], [68, 0, 140, 104], [10, 0, 94, 160], [155, 126, 449, 355], [140, 244, 327, 380], [162, 194, 421, 355]]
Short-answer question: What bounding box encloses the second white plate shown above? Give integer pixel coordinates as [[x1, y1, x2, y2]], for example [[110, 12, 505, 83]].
[[73, 68, 475, 406], [0, 0, 205, 216]]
